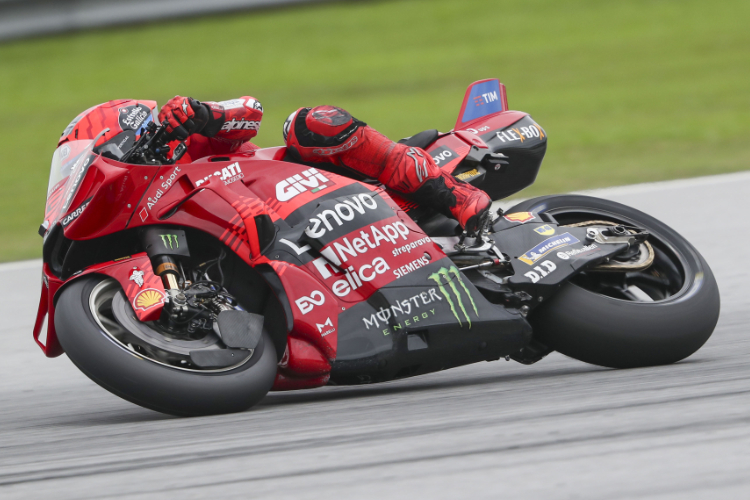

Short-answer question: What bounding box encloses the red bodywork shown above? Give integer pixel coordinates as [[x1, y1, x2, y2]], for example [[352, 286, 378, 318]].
[[35, 80, 533, 390]]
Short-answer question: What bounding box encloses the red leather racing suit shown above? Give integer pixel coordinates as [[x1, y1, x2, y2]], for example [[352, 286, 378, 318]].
[[163, 99, 491, 231]]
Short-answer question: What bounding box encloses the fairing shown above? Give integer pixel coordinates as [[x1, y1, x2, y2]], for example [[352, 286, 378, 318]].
[[35, 81, 577, 392]]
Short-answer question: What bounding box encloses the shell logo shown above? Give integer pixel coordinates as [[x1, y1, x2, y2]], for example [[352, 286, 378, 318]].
[[133, 289, 165, 311], [503, 212, 536, 224]]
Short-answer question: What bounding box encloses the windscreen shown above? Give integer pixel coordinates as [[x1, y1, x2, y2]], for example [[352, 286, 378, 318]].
[[44, 129, 107, 230], [47, 140, 94, 197]]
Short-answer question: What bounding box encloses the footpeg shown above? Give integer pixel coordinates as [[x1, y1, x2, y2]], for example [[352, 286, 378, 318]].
[[216, 310, 264, 350]]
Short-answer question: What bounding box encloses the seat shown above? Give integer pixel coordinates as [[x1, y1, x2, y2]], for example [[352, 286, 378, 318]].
[[397, 129, 439, 149]]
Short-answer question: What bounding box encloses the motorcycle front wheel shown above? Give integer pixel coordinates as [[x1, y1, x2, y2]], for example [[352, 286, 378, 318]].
[[55, 276, 278, 416], [507, 195, 720, 369]]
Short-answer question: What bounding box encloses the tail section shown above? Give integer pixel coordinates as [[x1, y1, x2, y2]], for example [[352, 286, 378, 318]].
[[454, 79, 508, 131]]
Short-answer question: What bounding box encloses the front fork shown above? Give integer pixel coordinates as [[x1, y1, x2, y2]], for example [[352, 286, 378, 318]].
[[141, 227, 190, 324]]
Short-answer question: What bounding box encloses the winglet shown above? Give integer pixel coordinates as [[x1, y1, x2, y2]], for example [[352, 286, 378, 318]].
[[454, 79, 508, 131]]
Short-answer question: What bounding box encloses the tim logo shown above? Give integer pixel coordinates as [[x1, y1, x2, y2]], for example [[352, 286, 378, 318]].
[[160, 234, 179, 249], [474, 91, 498, 106], [428, 266, 478, 329], [461, 80, 504, 123]]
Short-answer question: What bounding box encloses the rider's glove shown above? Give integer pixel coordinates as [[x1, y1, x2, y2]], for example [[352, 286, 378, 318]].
[[158, 96, 210, 141]]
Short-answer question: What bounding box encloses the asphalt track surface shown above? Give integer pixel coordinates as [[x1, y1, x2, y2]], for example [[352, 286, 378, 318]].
[[1, 172, 749, 499]]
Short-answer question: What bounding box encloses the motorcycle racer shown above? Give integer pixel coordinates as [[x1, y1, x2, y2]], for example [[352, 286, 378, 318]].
[[159, 96, 492, 235]]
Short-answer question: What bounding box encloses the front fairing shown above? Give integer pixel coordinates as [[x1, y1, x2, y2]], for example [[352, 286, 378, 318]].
[[43, 138, 99, 233]]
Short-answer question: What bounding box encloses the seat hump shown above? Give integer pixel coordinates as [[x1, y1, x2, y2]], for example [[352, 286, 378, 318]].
[[397, 129, 439, 149]]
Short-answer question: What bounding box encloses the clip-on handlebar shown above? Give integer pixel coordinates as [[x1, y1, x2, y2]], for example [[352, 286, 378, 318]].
[[119, 121, 187, 165]]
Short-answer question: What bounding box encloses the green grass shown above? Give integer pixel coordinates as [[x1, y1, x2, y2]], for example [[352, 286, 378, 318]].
[[0, 0, 748, 262]]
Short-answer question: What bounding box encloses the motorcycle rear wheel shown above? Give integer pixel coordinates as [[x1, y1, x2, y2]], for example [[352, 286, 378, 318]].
[[55, 276, 278, 416], [507, 195, 720, 368]]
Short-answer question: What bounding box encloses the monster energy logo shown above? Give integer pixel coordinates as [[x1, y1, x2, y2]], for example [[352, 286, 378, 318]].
[[160, 234, 179, 249], [428, 266, 478, 328]]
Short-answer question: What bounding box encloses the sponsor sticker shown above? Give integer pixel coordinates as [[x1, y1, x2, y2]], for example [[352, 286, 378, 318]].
[[362, 288, 444, 334], [316, 317, 335, 337], [195, 162, 244, 187], [133, 289, 165, 311], [392, 255, 431, 279], [462, 80, 504, 123], [524, 260, 556, 283], [60, 197, 92, 227], [429, 145, 458, 166], [312, 135, 358, 156], [518, 232, 580, 265], [503, 212, 536, 224], [406, 148, 429, 182], [218, 99, 245, 110], [143, 166, 181, 215], [493, 124, 545, 144], [129, 269, 144, 287], [221, 118, 260, 132], [295, 290, 325, 315], [119, 104, 151, 132], [276, 168, 332, 201], [455, 168, 480, 181], [160, 234, 180, 250], [428, 265, 479, 329], [246, 98, 264, 112], [314, 212, 407, 265], [556, 243, 599, 260], [534, 224, 555, 236], [304, 193, 379, 239]]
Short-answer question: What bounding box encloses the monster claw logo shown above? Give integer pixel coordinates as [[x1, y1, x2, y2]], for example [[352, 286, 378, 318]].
[[428, 266, 478, 328], [160, 234, 179, 249]]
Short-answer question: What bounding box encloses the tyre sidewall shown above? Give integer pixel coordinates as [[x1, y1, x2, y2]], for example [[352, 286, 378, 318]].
[[508, 195, 721, 368], [55, 276, 278, 416]]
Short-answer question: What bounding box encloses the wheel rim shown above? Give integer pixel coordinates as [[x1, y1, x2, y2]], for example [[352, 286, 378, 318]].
[[544, 206, 692, 304], [88, 278, 253, 373]]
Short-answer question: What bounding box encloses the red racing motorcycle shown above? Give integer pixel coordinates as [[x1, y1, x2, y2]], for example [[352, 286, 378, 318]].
[[34, 79, 720, 416]]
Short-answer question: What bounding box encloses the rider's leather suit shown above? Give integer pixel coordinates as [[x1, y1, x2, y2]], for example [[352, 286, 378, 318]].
[[160, 97, 491, 231]]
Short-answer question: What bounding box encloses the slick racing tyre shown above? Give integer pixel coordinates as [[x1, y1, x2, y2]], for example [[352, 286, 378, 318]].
[[55, 276, 277, 416], [507, 195, 720, 369]]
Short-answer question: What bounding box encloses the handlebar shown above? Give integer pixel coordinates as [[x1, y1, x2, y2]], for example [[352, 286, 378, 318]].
[[119, 121, 187, 165]]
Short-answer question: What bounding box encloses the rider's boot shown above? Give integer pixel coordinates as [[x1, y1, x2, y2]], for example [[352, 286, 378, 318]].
[[283, 106, 492, 233]]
